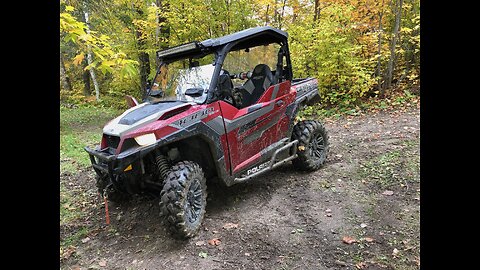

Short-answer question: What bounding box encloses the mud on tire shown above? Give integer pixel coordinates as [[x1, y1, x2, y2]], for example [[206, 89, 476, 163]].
[[159, 161, 207, 239], [292, 120, 329, 171]]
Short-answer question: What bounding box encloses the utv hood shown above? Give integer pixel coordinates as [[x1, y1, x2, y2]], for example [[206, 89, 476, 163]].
[[103, 101, 191, 137]]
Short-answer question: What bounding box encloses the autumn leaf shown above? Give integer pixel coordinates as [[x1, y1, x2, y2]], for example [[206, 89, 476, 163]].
[[60, 245, 76, 260], [298, 145, 305, 151], [392, 248, 400, 257], [342, 236, 357, 244], [382, 190, 394, 196], [195, 240, 205, 246], [72, 53, 85, 66], [355, 262, 368, 269], [222, 222, 239, 230], [208, 238, 221, 246], [363, 237, 374, 243], [98, 259, 107, 267]]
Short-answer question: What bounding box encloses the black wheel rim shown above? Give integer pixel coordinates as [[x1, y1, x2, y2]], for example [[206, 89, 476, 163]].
[[185, 178, 203, 224], [309, 132, 325, 159]]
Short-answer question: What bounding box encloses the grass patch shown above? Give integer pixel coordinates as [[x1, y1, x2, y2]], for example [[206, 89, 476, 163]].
[[358, 140, 419, 189], [60, 106, 121, 174], [60, 182, 84, 225], [61, 226, 89, 248]]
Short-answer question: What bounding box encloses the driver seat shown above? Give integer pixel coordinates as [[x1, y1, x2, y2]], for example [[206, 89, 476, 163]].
[[240, 64, 274, 107]]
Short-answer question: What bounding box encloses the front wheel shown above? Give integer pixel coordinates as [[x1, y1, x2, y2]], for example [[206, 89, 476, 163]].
[[159, 161, 207, 239], [291, 120, 330, 171]]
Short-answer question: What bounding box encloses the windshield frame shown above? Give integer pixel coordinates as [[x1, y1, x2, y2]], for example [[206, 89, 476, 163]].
[[149, 32, 292, 105], [147, 51, 220, 104]]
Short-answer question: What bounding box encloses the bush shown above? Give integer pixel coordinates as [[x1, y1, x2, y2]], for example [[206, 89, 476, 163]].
[[288, 3, 375, 108]]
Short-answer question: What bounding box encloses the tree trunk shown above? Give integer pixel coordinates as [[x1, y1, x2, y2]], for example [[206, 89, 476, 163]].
[[83, 3, 100, 101], [265, 4, 269, 26], [314, 0, 320, 21], [385, 0, 404, 91], [157, 0, 170, 46], [133, 3, 151, 100], [155, 0, 170, 67], [278, 0, 287, 29], [376, 0, 385, 95], [82, 60, 91, 96], [59, 52, 73, 91]]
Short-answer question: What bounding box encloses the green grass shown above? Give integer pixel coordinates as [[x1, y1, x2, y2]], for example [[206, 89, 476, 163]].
[[61, 226, 89, 249], [60, 183, 84, 225], [359, 140, 419, 189], [60, 105, 122, 255], [60, 106, 121, 174]]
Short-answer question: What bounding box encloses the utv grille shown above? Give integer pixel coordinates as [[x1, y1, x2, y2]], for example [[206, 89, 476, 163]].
[[104, 135, 120, 149]]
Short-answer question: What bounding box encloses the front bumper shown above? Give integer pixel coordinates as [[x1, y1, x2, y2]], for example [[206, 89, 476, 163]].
[[84, 144, 157, 183]]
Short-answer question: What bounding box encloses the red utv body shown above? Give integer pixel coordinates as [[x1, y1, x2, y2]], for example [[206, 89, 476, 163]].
[[85, 26, 329, 238]]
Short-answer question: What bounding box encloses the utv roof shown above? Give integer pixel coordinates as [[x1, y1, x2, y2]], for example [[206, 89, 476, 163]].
[[200, 26, 287, 48], [157, 26, 288, 61]]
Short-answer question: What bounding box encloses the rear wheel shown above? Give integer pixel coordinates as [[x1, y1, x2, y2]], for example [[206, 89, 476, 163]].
[[291, 120, 329, 171], [159, 161, 207, 239]]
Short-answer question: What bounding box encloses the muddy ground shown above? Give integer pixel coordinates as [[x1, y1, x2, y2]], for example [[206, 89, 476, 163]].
[[60, 105, 420, 270]]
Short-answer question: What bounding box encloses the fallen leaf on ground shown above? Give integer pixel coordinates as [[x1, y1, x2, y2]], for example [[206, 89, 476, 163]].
[[298, 145, 305, 151], [360, 223, 367, 228], [61, 246, 76, 260], [291, 228, 304, 234], [81, 237, 91, 243], [356, 262, 368, 269], [382, 190, 394, 196], [392, 248, 400, 257], [222, 223, 239, 230], [342, 236, 357, 244], [195, 240, 205, 246], [208, 238, 221, 246], [98, 259, 107, 267], [198, 251, 208, 258], [364, 237, 374, 243]]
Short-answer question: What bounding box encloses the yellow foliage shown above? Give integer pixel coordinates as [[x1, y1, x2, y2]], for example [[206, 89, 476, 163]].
[[72, 53, 85, 66]]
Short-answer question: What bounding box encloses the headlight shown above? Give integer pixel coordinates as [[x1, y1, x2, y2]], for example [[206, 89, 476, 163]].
[[134, 133, 156, 146]]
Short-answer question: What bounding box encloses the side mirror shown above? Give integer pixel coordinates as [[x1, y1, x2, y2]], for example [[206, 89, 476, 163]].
[[185, 87, 204, 97], [149, 90, 164, 97]]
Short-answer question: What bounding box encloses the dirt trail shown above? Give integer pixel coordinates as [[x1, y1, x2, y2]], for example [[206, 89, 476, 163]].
[[61, 106, 420, 270]]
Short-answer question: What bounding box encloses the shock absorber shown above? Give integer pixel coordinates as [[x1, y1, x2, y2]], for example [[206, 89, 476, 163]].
[[155, 154, 170, 182]]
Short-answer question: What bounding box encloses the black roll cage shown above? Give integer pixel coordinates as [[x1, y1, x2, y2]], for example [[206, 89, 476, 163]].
[[151, 26, 293, 104]]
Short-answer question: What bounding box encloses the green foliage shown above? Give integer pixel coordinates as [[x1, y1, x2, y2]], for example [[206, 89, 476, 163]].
[[60, 5, 139, 78], [288, 3, 375, 107], [59, 0, 420, 108]]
